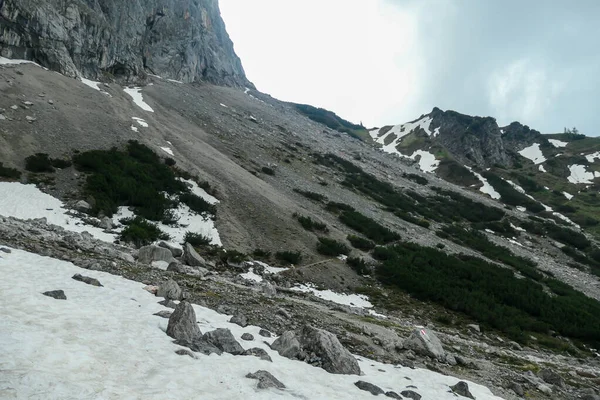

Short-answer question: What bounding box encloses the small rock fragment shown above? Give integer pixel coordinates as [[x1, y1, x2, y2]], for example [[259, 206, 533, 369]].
[[175, 349, 197, 359], [400, 390, 422, 400], [42, 290, 67, 300], [354, 381, 384, 396], [246, 370, 286, 389], [72, 273, 103, 287], [450, 381, 475, 399], [230, 313, 248, 327], [259, 329, 272, 337], [241, 333, 254, 341], [153, 310, 173, 319], [243, 347, 272, 362]]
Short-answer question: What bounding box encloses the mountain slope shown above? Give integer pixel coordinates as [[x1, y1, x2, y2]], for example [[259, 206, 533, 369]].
[[0, 0, 252, 86]]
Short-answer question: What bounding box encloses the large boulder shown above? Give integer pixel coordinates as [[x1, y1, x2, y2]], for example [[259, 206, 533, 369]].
[[403, 328, 446, 361], [450, 381, 475, 399], [354, 381, 384, 396], [166, 301, 202, 343], [42, 290, 67, 300], [271, 325, 361, 375], [156, 279, 184, 301], [138, 245, 176, 265], [167, 262, 209, 277], [246, 370, 286, 389], [538, 368, 565, 388], [158, 241, 183, 257], [243, 347, 272, 362], [202, 328, 245, 355], [183, 242, 208, 267]]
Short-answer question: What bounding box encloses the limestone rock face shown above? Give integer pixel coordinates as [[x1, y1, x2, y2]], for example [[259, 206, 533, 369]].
[[0, 0, 253, 88]]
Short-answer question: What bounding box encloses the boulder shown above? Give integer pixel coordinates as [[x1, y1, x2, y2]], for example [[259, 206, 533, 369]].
[[166, 301, 202, 343], [138, 245, 176, 265], [74, 200, 91, 212], [246, 370, 286, 389], [403, 328, 445, 361], [42, 290, 67, 300], [259, 329, 272, 338], [158, 299, 178, 309], [537, 384, 552, 395], [400, 390, 422, 400], [450, 381, 475, 399], [298, 325, 361, 375], [508, 382, 524, 397], [385, 392, 402, 399], [175, 349, 197, 359], [243, 347, 272, 362], [230, 313, 248, 327], [167, 262, 209, 277], [153, 310, 173, 319], [241, 333, 254, 341], [183, 242, 208, 267], [202, 328, 245, 355], [182, 339, 223, 356], [156, 279, 184, 301], [538, 368, 564, 387], [1, 247, 12, 253], [72, 274, 103, 287], [271, 331, 301, 359], [99, 216, 113, 230], [354, 381, 384, 396], [261, 281, 277, 297], [158, 241, 184, 257]]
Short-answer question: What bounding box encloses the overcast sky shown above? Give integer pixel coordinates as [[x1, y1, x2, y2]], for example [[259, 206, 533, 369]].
[[220, 0, 600, 135]]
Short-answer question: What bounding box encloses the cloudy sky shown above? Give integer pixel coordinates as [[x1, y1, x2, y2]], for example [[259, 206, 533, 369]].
[[220, 0, 600, 135]]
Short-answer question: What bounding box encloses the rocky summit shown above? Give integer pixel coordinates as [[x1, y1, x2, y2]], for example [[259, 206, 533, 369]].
[[0, 1, 600, 400]]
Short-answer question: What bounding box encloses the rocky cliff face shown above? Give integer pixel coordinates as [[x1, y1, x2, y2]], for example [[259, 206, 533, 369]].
[[0, 0, 252, 87]]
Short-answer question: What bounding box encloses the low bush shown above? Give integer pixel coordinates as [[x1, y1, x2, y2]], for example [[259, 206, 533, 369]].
[[261, 166, 275, 175], [347, 257, 370, 275], [25, 153, 55, 173], [293, 189, 328, 202], [347, 235, 375, 251], [338, 210, 400, 244], [403, 173, 428, 185], [316, 237, 350, 256], [0, 162, 21, 180], [164, 157, 176, 166], [180, 193, 216, 215], [252, 248, 271, 259], [295, 214, 328, 232], [481, 172, 545, 213], [275, 250, 302, 265], [119, 217, 170, 247], [184, 231, 211, 246]]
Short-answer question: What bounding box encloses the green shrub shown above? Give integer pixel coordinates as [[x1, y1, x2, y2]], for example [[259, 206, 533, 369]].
[[275, 250, 302, 265], [403, 173, 428, 185], [120, 217, 170, 247], [25, 153, 55, 173], [261, 166, 275, 175], [221, 249, 247, 264], [325, 201, 354, 213], [339, 210, 400, 244], [0, 162, 21, 180], [293, 189, 328, 202], [347, 235, 375, 251], [316, 237, 350, 256], [481, 172, 545, 213], [294, 214, 328, 232], [347, 257, 370, 275], [253, 248, 272, 259], [51, 158, 72, 169], [180, 193, 216, 215], [164, 157, 176, 166], [184, 231, 211, 246]]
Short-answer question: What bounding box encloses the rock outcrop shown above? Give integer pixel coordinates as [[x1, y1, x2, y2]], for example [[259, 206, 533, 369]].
[[0, 0, 253, 87], [402, 328, 446, 361], [166, 300, 202, 342]]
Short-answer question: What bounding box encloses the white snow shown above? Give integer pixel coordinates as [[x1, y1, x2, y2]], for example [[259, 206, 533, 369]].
[[538, 164, 547, 173], [585, 151, 600, 163], [123, 87, 154, 112], [244, 87, 251, 94], [410, 150, 439, 173], [0, 248, 503, 400], [132, 117, 149, 127], [130, 125, 138, 132], [80, 78, 101, 91], [510, 223, 526, 232], [240, 268, 264, 282], [507, 238, 523, 247], [548, 139, 568, 148], [0, 56, 40, 66], [518, 143, 546, 164], [506, 179, 552, 212], [180, 178, 219, 205], [291, 283, 374, 309], [167, 79, 184, 84], [567, 164, 597, 184], [563, 191, 574, 200], [466, 167, 501, 200], [220, 103, 228, 108], [433, 127, 441, 137], [369, 116, 434, 157], [485, 229, 495, 234], [160, 146, 174, 156], [516, 206, 527, 212], [0, 182, 115, 242]]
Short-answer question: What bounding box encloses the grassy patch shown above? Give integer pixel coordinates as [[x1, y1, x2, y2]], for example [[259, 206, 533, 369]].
[[293, 103, 367, 140], [482, 171, 545, 213], [261, 166, 275, 175], [338, 209, 401, 244], [316, 237, 350, 256], [179, 192, 216, 215], [119, 217, 170, 247], [347, 256, 370, 275], [402, 173, 428, 185]]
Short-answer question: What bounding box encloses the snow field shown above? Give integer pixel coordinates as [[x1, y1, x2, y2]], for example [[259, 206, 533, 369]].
[[567, 164, 599, 184], [124, 87, 154, 112], [0, 249, 503, 400], [518, 143, 546, 164], [466, 167, 501, 200], [548, 139, 568, 148]]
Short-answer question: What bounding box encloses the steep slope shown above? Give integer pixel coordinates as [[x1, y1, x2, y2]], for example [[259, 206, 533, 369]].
[[0, 0, 252, 86]]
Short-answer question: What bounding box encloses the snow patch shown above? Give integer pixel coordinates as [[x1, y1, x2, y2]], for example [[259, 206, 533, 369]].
[[132, 117, 148, 128], [518, 143, 546, 164], [563, 192, 574, 200], [548, 139, 568, 148], [466, 167, 501, 200], [179, 178, 219, 205], [0, 56, 40, 67], [538, 164, 547, 173], [410, 150, 439, 173], [130, 125, 138, 132], [516, 206, 527, 212], [585, 151, 600, 163], [123, 87, 154, 112], [567, 164, 596, 184], [0, 248, 504, 400], [220, 103, 228, 108], [160, 147, 174, 156], [369, 116, 434, 156], [80, 78, 101, 91], [167, 79, 183, 84], [292, 283, 374, 308]]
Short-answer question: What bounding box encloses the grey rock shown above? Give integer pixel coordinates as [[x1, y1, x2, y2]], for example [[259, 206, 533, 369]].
[[354, 381, 384, 396], [158, 299, 178, 309], [230, 313, 248, 327], [153, 310, 173, 319], [276, 308, 292, 319], [0, 248, 12, 253], [261, 281, 277, 297], [202, 328, 245, 355], [72, 273, 102, 287], [42, 290, 66, 300], [445, 354, 457, 366], [450, 381, 475, 399], [403, 328, 445, 361], [99, 216, 113, 230], [246, 370, 286, 390], [174, 349, 197, 359], [467, 324, 480, 333], [166, 301, 202, 343], [156, 279, 183, 301], [0, 0, 253, 87], [400, 390, 422, 400], [74, 200, 91, 212], [243, 347, 272, 362], [183, 242, 208, 267], [508, 382, 524, 397], [138, 245, 176, 265], [537, 383, 552, 395], [158, 241, 183, 257], [538, 368, 564, 387], [259, 329, 272, 338], [167, 261, 209, 277], [582, 395, 600, 400], [241, 333, 254, 341], [180, 339, 223, 356], [271, 331, 302, 359], [385, 392, 402, 399], [0, 114, 5, 120]]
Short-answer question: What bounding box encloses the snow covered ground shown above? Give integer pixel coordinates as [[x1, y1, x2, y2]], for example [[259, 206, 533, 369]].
[[466, 167, 501, 199], [124, 87, 154, 112], [291, 283, 374, 308], [518, 143, 546, 164], [585, 151, 600, 163], [567, 164, 599, 184], [548, 139, 568, 148], [0, 248, 503, 400], [409, 150, 439, 173], [0, 56, 40, 67], [369, 116, 434, 157]]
